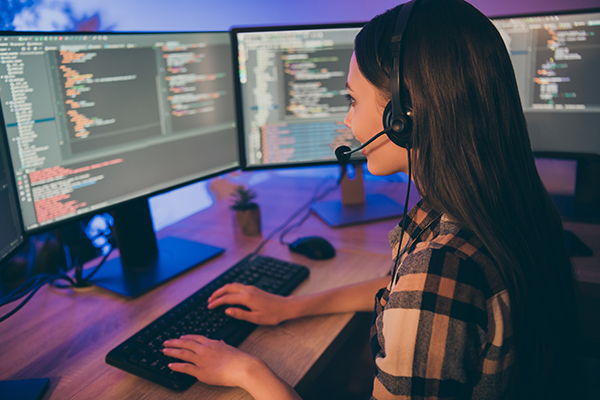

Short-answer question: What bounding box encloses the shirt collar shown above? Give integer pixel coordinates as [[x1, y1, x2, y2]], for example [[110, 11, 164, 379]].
[[389, 198, 444, 260]]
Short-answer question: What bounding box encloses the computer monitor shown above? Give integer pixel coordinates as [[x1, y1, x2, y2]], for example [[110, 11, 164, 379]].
[[0, 31, 240, 296], [491, 8, 600, 157], [492, 9, 600, 254], [231, 24, 405, 226]]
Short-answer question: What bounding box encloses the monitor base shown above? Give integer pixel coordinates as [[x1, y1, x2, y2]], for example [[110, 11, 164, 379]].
[[312, 194, 404, 227], [91, 237, 223, 297]]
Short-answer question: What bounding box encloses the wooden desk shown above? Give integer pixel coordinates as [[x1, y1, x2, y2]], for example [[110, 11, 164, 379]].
[[0, 171, 598, 399], [0, 172, 408, 400]]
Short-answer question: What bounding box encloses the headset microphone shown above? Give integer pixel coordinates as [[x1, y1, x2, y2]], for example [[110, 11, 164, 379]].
[[334, 127, 394, 163]]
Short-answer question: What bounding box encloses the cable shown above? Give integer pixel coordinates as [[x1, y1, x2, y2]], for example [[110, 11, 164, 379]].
[[0, 235, 114, 322], [388, 150, 443, 289], [1, 273, 75, 307], [278, 181, 340, 245], [50, 246, 114, 289], [0, 273, 75, 323], [391, 149, 412, 288], [0, 273, 52, 307], [82, 247, 113, 283], [252, 171, 343, 255]]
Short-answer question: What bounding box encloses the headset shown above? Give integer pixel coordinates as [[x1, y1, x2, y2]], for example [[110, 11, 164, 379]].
[[334, 0, 418, 163]]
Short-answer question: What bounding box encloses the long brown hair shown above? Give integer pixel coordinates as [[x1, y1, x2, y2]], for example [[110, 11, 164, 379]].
[[355, 0, 583, 398]]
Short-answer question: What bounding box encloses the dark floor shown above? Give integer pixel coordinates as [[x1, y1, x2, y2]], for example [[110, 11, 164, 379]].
[[300, 312, 374, 400], [583, 356, 600, 398]]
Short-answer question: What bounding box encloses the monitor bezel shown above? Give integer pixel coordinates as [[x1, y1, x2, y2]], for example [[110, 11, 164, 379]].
[[0, 30, 241, 235], [230, 22, 366, 171], [0, 104, 27, 265]]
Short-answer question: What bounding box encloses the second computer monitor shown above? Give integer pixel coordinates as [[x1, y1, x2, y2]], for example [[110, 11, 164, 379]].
[[492, 9, 600, 157], [232, 24, 365, 169]]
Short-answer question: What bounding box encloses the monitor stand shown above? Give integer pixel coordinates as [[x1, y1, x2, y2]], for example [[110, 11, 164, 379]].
[[311, 164, 405, 227], [89, 198, 223, 297]]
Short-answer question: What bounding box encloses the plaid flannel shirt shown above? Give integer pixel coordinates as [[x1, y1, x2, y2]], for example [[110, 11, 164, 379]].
[[370, 199, 514, 399]]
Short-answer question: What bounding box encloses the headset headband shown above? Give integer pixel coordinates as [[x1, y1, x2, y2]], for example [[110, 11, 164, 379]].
[[390, 0, 417, 121]]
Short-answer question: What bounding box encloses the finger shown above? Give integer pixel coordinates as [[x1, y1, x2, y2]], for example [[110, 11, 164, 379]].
[[208, 283, 247, 302], [223, 307, 254, 322], [163, 338, 204, 350], [207, 292, 250, 309], [168, 362, 200, 376], [162, 347, 198, 362], [179, 334, 210, 344]]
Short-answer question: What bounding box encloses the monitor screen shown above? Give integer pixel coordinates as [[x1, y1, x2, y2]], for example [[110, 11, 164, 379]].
[[232, 24, 365, 169], [0, 31, 239, 233], [492, 9, 600, 157], [0, 108, 24, 265]]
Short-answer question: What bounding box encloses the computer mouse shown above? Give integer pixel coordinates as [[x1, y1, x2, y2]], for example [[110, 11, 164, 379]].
[[288, 236, 336, 260]]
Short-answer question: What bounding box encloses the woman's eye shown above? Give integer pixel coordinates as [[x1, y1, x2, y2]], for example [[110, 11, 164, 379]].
[[345, 93, 355, 105]]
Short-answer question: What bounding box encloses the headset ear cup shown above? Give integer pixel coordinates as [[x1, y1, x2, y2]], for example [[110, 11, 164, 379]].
[[388, 116, 412, 149], [383, 102, 413, 149], [382, 101, 393, 130]]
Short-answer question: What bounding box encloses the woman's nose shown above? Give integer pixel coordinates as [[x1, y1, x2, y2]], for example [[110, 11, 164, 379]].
[[344, 107, 353, 128]]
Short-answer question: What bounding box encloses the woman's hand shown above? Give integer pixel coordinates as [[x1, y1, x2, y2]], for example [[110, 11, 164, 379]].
[[207, 283, 295, 325], [164, 335, 302, 400], [163, 335, 262, 388]]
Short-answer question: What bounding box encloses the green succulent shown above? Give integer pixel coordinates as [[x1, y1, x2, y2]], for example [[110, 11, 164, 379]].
[[230, 185, 258, 211]]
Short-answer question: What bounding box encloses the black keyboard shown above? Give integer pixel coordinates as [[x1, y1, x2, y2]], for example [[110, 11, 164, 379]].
[[106, 254, 309, 390]]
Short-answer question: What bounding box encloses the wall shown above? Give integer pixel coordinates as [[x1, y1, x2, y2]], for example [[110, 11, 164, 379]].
[[5, 0, 599, 32]]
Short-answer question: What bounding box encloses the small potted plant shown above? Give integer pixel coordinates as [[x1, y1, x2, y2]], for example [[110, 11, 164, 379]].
[[231, 185, 261, 236]]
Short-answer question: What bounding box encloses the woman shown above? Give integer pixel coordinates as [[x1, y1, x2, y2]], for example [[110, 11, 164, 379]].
[[163, 0, 583, 398]]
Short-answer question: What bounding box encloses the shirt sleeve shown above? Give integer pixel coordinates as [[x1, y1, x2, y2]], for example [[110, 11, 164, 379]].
[[371, 247, 489, 399]]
